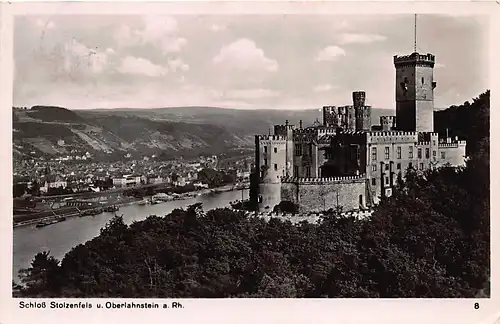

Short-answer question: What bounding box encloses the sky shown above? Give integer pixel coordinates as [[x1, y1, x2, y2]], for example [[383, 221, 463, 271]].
[[13, 14, 489, 110]]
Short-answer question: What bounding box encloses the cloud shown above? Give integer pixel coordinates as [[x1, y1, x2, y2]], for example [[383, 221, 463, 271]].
[[118, 56, 167, 77], [34, 18, 56, 30], [338, 33, 387, 45], [435, 63, 445, 69], [139, 15, 178, 42], [63, 39, 109, 74], [213, 38, 278, 72], [313, 84, 335, 92], [113, 24, 139, 47], [315, 46, 346, 61], [210, 24, 227, 32], [225, 88, 280, 100], [167, 58, 189, 72], [161, 37, 188, 53], [113, 16, 187, 53]]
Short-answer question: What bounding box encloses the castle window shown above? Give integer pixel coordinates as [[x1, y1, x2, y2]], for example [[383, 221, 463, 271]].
[[294, 166, 299, 177], [372, 178, 376, 186], [409, 146, 413, 159], [433, 150, 436, 157], [397, 146, 402, 159], [385, 164, 389, 171], [419, 163, 424, 170], [295, 144, 302, 156], [274, 164, 278, 171], [441, 151, 446, 159], [409, 162, 413, 169], [425, 148, 430, 159], [264, 146, 267, 153], [397, 163, 401, 170], [258, 195, 263, 203], [359, 195, 363, 205], [384, 147, 390, 160], [421, 77, 424, 84], [264, 158, 268, 166], [385, 177, 389, 185], [371, 147, 377, 161], [418, 148, 422, 159], [372, 164, 377, 172], [274, 147, 277, 153]]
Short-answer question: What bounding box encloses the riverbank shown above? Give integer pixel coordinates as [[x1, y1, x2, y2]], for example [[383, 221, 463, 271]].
[[13, 183, 249, 228], [13, 189, 250, 281]]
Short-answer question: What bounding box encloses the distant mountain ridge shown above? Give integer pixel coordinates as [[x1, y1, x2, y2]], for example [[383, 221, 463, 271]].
[[12, 105, 395, 160]]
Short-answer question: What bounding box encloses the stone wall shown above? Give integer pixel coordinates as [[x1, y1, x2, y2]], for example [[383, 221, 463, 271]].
[[281, 177, 366, 213]]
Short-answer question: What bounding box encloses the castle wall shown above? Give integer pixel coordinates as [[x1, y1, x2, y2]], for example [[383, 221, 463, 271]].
[[415, 100, 434, 133], [281, 176, 366, 213], [437, 141, 467, 167]]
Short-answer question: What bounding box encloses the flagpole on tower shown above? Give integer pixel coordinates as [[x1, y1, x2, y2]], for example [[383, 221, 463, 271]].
[[414, 14, 417, 53]]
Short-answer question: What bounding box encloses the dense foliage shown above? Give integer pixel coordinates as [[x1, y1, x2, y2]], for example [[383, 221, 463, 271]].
[[197, 168, 237, 188], [16, 92, 489, 298]]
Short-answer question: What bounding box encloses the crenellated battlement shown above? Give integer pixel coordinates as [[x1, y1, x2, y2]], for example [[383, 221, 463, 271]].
[[255, 135, 287, 141], [380, 116, 396, 122], [394, 52, 436, 67], [282, 174, 366, 184], [416, 141, 431, 146], [293, 128, 317, 135], [439, 141, 467, 148], [369, 131, 418, 137]]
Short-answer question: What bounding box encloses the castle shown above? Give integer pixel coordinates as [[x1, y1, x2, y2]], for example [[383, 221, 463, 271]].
[[252, 51, 467, 213]]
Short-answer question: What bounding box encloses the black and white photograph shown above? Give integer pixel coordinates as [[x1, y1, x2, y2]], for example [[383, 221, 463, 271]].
[[6, 2, 493, 306]]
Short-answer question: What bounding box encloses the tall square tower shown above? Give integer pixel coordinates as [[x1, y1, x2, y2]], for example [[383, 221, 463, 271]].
[[394, 52, 437, 132]]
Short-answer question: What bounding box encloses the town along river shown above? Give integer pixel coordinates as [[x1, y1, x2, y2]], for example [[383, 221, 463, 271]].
[[12, 189, 249, 281]]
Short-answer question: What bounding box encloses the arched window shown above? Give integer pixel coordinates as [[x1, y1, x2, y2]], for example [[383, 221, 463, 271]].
[[359, 194, 363, 205], [421, 77, 424, 84]]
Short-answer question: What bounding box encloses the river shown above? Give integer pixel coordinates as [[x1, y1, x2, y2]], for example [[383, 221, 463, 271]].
[[12, 189, 249, 281]]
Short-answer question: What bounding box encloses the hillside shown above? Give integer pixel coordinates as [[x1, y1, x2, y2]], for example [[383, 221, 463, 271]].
[[434, 90, 489, 158], [12, 106, 250, 160], [13, 105, 394, 160]]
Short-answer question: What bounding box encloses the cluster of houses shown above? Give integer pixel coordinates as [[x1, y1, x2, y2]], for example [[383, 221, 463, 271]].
[[13, 155, 251, 197]]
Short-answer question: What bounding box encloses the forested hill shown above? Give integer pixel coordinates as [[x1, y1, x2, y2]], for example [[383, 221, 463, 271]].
[[435, 90, 490, 158]]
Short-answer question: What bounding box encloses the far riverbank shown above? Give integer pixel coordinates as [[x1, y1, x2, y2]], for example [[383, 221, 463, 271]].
[[13, 183, 249, 228]]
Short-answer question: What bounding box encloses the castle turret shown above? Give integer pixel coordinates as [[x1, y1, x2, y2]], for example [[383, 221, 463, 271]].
[[254, 134, 288, 212], [353, 91, 371, 131], [394, 52, 437, 132], [380, 116, 396, 131], [323, 106, 338, 127]]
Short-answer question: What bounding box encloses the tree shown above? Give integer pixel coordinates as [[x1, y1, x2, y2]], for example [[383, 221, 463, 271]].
[[18, 251, 62, 297]]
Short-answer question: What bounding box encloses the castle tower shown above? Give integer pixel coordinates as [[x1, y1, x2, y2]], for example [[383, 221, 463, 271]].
[[352, 91, 366, 107], [322, 106, 338, 127], [346, 105, 356, 131], [380, 116, 396, 131], [394, 52, 437, 132], [274, 120, 294, 177], [353, 91, 372, 131], [254, 134, 287, 212]]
